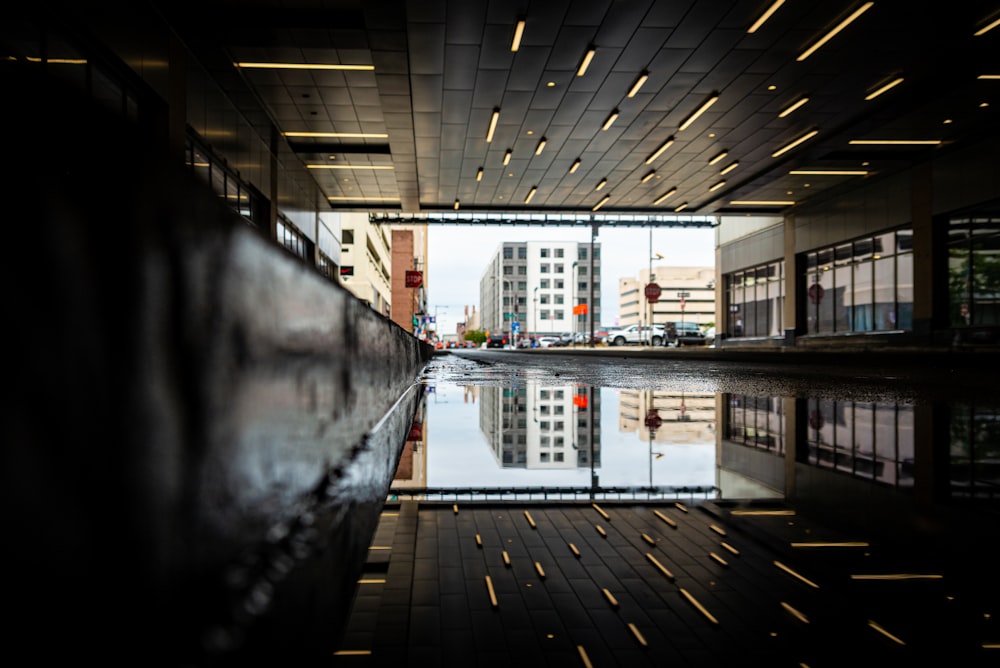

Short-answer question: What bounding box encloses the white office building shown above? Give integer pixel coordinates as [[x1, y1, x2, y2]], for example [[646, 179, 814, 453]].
[[480, 240, 602, 340]]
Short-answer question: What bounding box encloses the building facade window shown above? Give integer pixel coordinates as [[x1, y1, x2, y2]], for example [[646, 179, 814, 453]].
[[518, 247, 527, 259], [801, 228, 913, 335], [947, 212, 1000, 327], [725, 261, 784, 338]]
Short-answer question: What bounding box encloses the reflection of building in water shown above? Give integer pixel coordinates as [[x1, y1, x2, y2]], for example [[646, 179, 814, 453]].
[[719, 395, 787, 498], [721, 395, 1000, 518], [618, 389, 716, 444], [480, 383, 601, 470], [804, 398, 915, 488], [392, 393, 428, 489]]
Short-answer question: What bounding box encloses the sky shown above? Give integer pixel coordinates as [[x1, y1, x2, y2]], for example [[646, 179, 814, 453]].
[[425, 224, 717, 334]]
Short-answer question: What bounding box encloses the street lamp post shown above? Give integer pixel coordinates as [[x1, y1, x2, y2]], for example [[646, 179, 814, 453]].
[[533, 286, 539, 345]]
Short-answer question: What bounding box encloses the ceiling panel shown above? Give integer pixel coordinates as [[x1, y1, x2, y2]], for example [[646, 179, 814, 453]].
[[161, 0, 1000, 216]]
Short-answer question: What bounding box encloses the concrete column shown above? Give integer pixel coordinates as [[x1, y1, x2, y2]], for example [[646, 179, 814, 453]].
[[783, 213, 798, 345], [911, 162, 935, 340]]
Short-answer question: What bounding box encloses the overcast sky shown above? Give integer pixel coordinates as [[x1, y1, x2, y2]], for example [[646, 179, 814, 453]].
[[425, 224, 717, 334]]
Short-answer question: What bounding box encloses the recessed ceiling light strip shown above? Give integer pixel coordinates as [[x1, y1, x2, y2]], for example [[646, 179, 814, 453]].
[[525, 186, 537, 204], [284, 131, 389, 138], [709, 180, 726, 192], [535, 137, 547, 155], [595, 178, 607, 191], [748, 0, 786, 33], [503, 149, 512, 165], [974, 16, 1000, 36], [708, 150, 728, 165], [306, 164, 395, 169], [569, 158, 581, 174], [641, 171, 656, 183], [627, 71, 649, 97], [674, 202, 688, 212], [678, 94, 719, 131], [602, 109, 619, 131], [865, 77, 904, 100], [719, 161, 740, 175], [476, 167, 484, 182], [772, 129, 819, 157], [778, 97, 809, 118], [486, 108, 500, 142], [730, 200, 795, 206], [577, 47, 596, 77], [645, 136, 675, 164], [789, 169, 868, 175], [848, 139, 941, 145], [797, 2, 874, 62], [592, 195, 610, 211], [511, 19, 526, 52], [234, 61, 374, 71], [653, 188, 677, 205]]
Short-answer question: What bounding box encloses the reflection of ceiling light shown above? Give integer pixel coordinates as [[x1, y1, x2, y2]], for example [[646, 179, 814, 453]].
[[592, 195, 610, 211], [778, 97, 809, 118], [730, 200, 795, 206], [848, 139, 941, 145], [511, 19, 526, 52], [708, 150, 728, 165], [503, 149, 512, 165], [284, 131, 389, 138], [772, 129, 818, 157], [978, 74, 1000, 79], [595, 179, 607, 191], [525, 186, 537, 204], [644, 136, 675, 164], [974, 17, 1000, 36], [653, 188, 677, 205], [577, 48, 596, 76], [641, 171, 656, 183], [602, 109, 619, 131], [748, 0, 785, 33], [235, 61, 374, 70], [306, 164, 394, 169], [719, 161, 740, 175], [678, 93, 719, 131], [486, 108, 500, 142], [709, 180, 726, 192], [569, 159, 581, 174], [865, 77, 904, 100], [627, 71, 649, 97], [797, 2, 873, 61], [789, 169, 868, 175], [476, 167, 483, 182]]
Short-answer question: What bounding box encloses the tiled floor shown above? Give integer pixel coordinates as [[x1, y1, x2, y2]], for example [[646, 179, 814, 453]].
[[333, 499, 998, 667]]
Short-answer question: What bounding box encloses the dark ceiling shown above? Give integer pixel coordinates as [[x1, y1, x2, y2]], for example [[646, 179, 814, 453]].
[[160, 0, 999, 218]]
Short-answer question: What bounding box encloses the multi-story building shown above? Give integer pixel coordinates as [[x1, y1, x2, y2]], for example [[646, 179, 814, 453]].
[[338, 212, 393, 318], [390, 225, 429, 337], [618, 266, 715, 331], [480, 241, 602, 340]]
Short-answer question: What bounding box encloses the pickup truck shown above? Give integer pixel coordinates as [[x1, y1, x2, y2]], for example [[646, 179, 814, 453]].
[[603, 324, 665, 346]]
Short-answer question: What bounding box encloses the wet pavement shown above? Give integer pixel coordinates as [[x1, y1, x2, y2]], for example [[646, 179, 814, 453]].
[[330, 349, 1000, 666]]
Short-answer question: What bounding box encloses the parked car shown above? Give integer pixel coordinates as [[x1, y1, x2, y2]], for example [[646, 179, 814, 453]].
[[537, 336, 560, 348], [604, 324, 666, 346], [486, 332, 509, 348], [516, 336, 536, 349], [664, 321, 707, 347], [703, 327, 716, 346]]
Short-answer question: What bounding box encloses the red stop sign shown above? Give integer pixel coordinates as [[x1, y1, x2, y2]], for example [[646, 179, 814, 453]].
[[644, 282, 661, 303]]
